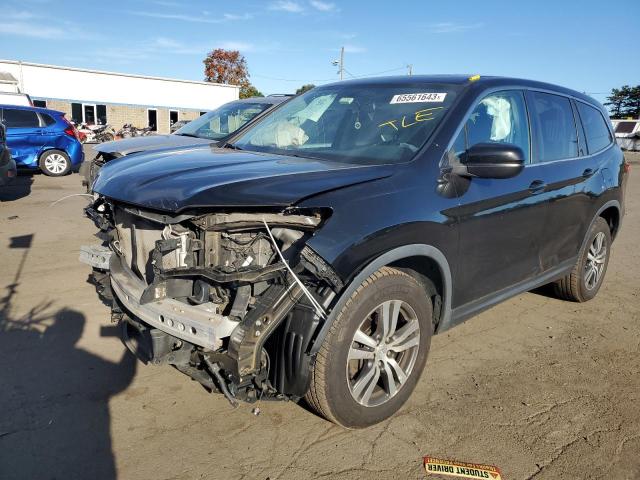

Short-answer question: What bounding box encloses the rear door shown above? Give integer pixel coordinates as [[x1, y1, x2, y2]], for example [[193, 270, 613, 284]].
[[446, 89, 549, 308], [526, 91, 601, 271], [2, 108, 45, 167]]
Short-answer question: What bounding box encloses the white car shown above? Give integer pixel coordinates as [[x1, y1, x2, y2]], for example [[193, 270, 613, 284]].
[[0, 92, 33, 106]]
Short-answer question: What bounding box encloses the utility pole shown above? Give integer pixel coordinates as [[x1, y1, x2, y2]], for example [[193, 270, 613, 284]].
[[333, 47, 345, 81], [407, 64, 413, 76]]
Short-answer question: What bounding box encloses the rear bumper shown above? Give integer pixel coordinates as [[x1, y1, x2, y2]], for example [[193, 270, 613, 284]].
[[107, 252, 238, 351], [0, 158, 17, 186]]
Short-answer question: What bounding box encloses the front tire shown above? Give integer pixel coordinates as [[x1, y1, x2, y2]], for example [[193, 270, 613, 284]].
[[306, 267, 432, 428], [39, 150, 71, 176], [553, 217, 611, 302]]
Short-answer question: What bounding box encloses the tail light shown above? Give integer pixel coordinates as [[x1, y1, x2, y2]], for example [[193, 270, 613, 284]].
[[62, 115, 80, 140]]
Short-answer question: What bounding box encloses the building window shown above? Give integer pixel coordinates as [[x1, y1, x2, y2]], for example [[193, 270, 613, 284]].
[[71, 103, 83, 124], [97, 105, 107, 125], [148, 109, 157, 131], [70, 102, 108, 125], [33, 99, 47, 108], [169, 110, 179, 128], [83, 104, 96, 125]]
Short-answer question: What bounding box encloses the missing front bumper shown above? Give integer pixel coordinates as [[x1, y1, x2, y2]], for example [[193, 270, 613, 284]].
[[106, 252, 239, 351]]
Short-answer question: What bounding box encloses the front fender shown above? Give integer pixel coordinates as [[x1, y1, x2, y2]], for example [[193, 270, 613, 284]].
[[308, 244, 453, 355]]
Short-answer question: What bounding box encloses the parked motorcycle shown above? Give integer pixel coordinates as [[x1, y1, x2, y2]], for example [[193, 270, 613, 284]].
[[116, 124, 155, 138], [77, 123, 115, 143]]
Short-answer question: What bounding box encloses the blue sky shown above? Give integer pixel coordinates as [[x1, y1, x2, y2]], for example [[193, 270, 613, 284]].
[[1, 0, 638, 105]]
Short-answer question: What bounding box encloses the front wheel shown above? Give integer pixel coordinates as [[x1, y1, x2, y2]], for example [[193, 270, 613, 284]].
[[553, 217, 611, 302], [306, 267, 432, 428], [39, 150, 71, 176]]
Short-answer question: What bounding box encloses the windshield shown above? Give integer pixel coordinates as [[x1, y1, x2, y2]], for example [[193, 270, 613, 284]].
[[175, 101, 272, 140], [233, 83, 459, 164]]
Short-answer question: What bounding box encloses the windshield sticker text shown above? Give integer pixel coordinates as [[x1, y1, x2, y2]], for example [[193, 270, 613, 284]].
[[390, 92, 447, 104]]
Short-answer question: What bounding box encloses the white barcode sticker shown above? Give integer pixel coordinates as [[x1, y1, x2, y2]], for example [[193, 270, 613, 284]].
[[390, 92, 447, 104]]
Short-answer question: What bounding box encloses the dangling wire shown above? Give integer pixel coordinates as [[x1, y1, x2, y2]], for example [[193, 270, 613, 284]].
[[262, 218, 327, 319], [49, 193, 95, 206]]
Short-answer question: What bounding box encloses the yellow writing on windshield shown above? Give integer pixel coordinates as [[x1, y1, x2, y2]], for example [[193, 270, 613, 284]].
[[378, 107, 444, 131]]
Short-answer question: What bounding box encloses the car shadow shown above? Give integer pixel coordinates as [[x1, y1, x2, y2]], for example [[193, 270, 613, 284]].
[[0, 234, 136, 480], [530, 283, 559, 299], [0, 173, 34, 202]]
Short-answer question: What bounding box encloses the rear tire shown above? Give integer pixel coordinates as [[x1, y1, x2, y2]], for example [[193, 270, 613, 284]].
[[39, 149, 71, 176], [306, 267, 432, 428], [553, 217, 611, 302]]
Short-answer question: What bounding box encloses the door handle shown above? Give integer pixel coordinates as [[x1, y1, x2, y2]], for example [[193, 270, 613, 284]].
[[528, 180, 546, 194], [582, 168, 597, 178]]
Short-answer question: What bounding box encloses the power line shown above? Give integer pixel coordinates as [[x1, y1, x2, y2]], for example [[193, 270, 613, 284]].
[[252, 65, 408, 84], [251, 73, 337, 82]]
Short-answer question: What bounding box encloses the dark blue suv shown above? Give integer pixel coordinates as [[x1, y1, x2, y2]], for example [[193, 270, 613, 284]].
[[0, 105, 83, 176]]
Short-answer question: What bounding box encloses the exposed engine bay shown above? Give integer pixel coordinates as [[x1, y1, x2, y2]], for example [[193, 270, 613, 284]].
[[82, 197, 343, 405]]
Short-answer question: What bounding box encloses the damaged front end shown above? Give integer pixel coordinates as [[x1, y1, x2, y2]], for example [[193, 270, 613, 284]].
[[81, 197, 342, 405]]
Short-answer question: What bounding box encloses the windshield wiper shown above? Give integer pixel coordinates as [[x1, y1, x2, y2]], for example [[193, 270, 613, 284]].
[[221, 142, 242, 150], [174, 133, 201, 138]]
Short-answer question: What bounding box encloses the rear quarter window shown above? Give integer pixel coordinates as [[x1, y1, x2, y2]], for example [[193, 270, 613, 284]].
[[41, 113, 57, 126], [577, 102, 612, 154]]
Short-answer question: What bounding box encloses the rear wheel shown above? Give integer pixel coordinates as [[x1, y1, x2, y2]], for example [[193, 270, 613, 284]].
[[39, 150, 71, 176], [306, 267, 432, 428], [553, 217, 611, 302]]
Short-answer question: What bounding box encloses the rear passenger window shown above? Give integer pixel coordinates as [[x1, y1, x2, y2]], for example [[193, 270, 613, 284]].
[[576, 102, 612, 154], [528, 92, 578, 162], [3, 109, 40, 128]]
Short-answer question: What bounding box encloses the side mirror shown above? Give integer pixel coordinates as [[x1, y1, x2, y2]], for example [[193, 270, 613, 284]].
[[458, 143, 525, 179]]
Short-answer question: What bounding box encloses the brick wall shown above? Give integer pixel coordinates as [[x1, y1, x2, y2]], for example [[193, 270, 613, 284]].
[[38, 99, 205, 135]]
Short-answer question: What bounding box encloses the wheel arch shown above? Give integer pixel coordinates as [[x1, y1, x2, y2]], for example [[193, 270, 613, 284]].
[[580, 200, 621, 255], [38, 146, 69, 161], [309, 244, 453, 355], [598, 203, 621, 240]]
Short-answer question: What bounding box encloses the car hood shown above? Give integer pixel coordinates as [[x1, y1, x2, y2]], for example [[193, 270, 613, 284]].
[[94, 134, 214, 156], [93, 146, 395, 212]]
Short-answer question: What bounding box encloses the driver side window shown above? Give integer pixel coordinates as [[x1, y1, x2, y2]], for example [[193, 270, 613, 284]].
[[449, 90, 530, 164]]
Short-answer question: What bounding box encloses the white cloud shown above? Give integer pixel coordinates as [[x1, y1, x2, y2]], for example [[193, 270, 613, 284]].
[[0, 21, 65, 39], [269, 1, 304, 13], [223, 13, 252, 21], [343, 44, 367, 53], [129, 11, 251, 24], [5, 10, 37, 20], [215, 41, 256, 52], [309, 0, 336, 11], [428, 22, 484, 33]]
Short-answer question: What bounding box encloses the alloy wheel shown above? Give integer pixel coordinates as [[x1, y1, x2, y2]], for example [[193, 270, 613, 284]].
[[584, 231, 607, 290], [44, 153, 68, 175], [346, 300, 421, 407]]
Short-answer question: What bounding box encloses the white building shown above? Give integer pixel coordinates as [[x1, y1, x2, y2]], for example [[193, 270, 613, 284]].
[[0, 59, 239, 134]]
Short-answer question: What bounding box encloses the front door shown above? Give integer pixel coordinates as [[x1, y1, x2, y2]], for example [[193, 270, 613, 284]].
[[444, 90, 548, 309], [2, 108, 44, 168]]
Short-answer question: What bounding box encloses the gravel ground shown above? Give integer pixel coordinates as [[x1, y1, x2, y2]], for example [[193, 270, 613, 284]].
[[0, 150, 639, 480]]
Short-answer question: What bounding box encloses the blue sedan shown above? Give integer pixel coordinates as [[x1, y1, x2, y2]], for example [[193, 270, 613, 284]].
[[0, 104, 83, 176]]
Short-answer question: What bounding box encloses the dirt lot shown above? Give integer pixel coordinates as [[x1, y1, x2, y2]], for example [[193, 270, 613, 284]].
[[1, 151, 639, 480]]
